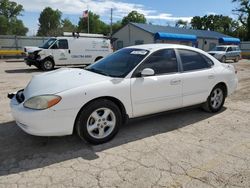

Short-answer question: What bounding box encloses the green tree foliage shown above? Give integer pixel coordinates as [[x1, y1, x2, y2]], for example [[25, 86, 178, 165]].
[[190, 15, 239, 36], [62, 18, 77, 32], [121, 11, 146, 26], [0, 15, 8, 34], [0, 0, 28, 35], [37, 7, 62, 36], [78, 11, 109, 35], [112, 21, 122, 33], [191, 16, 203, 30], [175, 19, 188, 28], [232, 0, 250, 40], [9, 19, 28, 35]]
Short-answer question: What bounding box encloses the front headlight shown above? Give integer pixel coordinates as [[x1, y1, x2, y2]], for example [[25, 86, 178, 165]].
[[23, 95, 61, 110]]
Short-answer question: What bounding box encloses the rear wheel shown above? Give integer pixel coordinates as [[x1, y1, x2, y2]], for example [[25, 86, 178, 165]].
[[234, 56, 240, 62], [221, 56, 226, 63], [41, 59, 54, 71], [202, 86, 226, 113], [75, 99, 122, 144]]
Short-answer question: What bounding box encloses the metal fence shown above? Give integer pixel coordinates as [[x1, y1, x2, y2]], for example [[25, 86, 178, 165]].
[[1, 35, 250, 59], [240, 41, 250, 58], [0, 35, 49, 50]]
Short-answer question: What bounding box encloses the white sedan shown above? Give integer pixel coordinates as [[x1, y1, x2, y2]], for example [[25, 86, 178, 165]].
[[9, 44, 238, 144]]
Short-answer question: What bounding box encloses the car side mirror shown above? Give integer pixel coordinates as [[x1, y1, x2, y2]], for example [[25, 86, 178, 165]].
[[141, 68, 155, 77]]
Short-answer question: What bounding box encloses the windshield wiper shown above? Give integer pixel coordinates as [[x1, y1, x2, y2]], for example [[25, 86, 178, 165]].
[[86, 68, 111, 77]]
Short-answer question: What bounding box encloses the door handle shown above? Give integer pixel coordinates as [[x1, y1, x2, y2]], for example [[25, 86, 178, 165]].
[[170, 79, 181, 85], [208, 75, 214, 79]]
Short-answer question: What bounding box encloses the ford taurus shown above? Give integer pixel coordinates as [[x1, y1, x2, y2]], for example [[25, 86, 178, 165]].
[[9, 44, 238, 144]]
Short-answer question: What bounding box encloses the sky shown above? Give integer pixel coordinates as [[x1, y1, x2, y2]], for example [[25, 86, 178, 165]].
[[15, 0, 237, 36]]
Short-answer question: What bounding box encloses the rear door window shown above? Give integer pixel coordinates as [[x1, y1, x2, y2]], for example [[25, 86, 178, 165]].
[[177, 49, 212, 72]]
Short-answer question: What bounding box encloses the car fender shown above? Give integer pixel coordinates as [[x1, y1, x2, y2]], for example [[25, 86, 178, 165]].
[[51, 78, 133, 121]]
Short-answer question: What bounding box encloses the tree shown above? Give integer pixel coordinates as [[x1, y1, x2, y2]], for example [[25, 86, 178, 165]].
[[175, 19, 188, 28], [190, 14, 239, 36], [121, 11, 146, 26], [62, 18, 77, 32], [9, 19, 28, 35], [232, 0, 250, 39], [37, 7, 62, 36], [191, 16, 204, 29], [112, 21, 122, 34], [0, 0, 28, 35], [78, 11, 109, 35], [0, 15, 8, 34]]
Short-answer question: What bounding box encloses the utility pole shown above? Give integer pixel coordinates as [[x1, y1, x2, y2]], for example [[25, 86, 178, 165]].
[[110, 8, 113, 37], [87, 7, 90, 33]]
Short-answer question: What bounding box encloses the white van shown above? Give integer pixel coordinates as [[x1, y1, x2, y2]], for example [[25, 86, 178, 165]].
[[24, 33, 113, 71]]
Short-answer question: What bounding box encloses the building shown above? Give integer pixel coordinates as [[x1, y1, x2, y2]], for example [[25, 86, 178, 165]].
[[112, 22, 240, 51]]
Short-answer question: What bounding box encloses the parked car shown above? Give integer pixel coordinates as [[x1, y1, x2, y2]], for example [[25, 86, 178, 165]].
[[208, 45, 241, 63], [8, 44, 238, 144], [24, 33, 113, 71]]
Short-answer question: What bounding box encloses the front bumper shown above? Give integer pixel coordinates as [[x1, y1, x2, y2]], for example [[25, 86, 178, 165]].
[[9, 94, 76, 136], [24, 57, 42, 67]]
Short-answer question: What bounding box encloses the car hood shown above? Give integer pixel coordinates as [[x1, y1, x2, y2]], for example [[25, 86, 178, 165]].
[[23, 68, 110, 99], [208, 51, 225, 54], [25, 46, 42, 53]]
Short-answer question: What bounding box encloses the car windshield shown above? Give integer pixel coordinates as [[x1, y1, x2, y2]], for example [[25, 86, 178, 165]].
[[85, 48, 149, 78], [212, 46, 227, 51], [39, 38, 57, 49]]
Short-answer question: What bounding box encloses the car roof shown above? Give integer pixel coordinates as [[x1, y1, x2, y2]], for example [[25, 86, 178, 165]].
[[125, 43, 204, 53], [216, 45, 239, 47]]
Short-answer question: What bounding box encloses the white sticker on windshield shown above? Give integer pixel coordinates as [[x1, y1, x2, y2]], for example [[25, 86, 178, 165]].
[[130, 50, 147, 55]]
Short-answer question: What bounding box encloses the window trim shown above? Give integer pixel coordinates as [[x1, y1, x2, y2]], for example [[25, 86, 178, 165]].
[[58, 39, 69, 49], [175, 48, 214, 73], [132, 48, 180, 78]]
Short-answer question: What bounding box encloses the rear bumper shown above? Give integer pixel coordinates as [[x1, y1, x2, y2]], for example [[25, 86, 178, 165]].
[[227, 77, 238, 96]]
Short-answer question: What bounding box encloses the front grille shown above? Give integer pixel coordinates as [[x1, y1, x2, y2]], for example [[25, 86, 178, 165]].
[[16, 89, 25, 103], [28, 53, 34, 59]]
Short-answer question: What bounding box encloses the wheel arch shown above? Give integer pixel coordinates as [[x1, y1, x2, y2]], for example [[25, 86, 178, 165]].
[[212, 82, 228, 97], [94, 56, 103, 62], [73, 96, 128, 133], [44, 55, 55, 64]]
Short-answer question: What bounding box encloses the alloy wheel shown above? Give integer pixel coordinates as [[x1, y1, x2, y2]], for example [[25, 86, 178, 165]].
[[86, 108, 116, 139]]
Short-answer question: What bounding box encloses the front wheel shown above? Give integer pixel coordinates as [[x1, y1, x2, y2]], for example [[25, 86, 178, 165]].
[[75, 99, 122, 144], [41, 59, 54, 71], [202, 86, 226, 113]]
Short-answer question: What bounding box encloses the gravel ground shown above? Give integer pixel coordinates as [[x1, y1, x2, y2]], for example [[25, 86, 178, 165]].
[[0, 59, 250, 188]]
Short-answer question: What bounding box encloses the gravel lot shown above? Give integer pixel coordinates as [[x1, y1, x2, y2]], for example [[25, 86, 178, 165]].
[[0, 59, 250, 188]]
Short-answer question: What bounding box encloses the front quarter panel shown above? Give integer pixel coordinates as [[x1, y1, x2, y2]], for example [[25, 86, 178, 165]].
[[52, 78, 132, 126]]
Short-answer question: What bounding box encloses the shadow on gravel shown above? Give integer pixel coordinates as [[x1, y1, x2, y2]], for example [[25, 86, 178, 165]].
[[5, 59, 25, 63], [0, 107, 226, 176], [5, 68, 42, 74], [5, 67, 85, 74]]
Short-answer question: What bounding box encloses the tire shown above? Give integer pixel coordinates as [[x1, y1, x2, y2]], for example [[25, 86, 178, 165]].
[[75, 99, 122, 144], [234, 56, 240, 62], [202, 85, 226, 113], [221, 56, 226, 63], [35, 64, 42, 70], [41, 59, 54, 71]]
